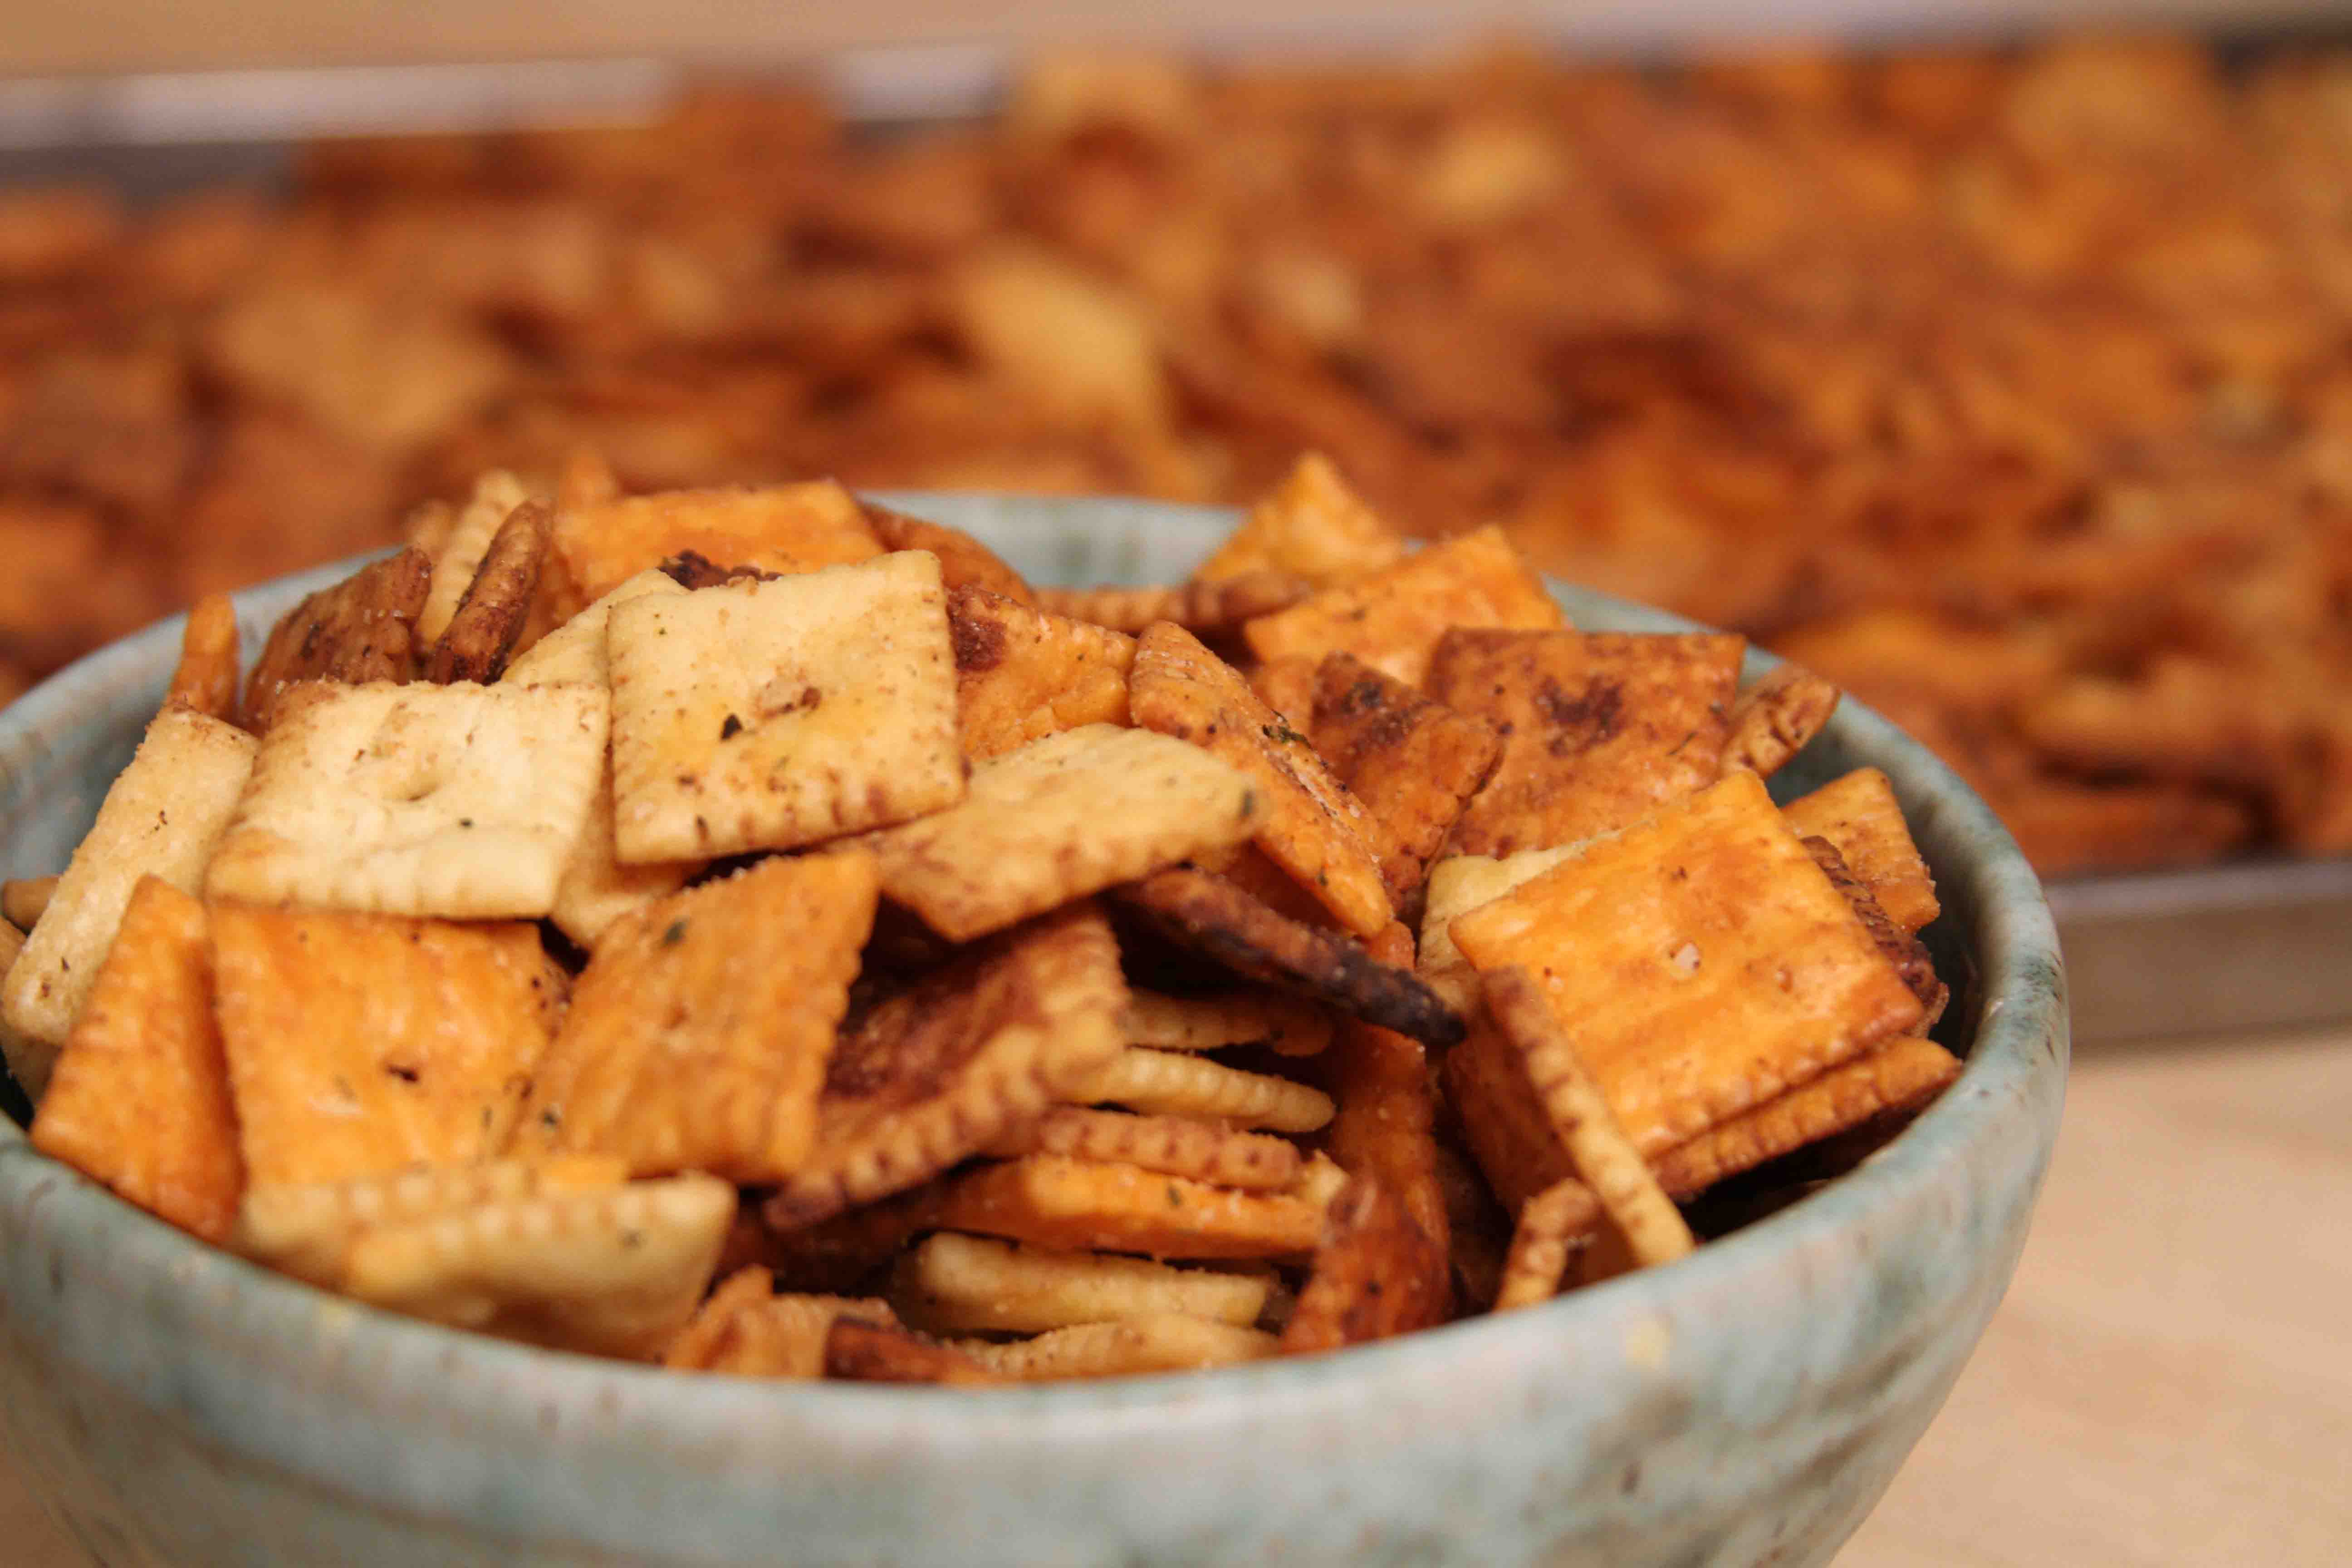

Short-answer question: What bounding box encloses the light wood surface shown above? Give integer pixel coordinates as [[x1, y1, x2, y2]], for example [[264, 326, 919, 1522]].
[[2, 1025, 2345, 1565]]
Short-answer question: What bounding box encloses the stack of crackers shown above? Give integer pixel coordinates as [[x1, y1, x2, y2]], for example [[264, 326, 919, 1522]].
[[1, 455, 1958, 1381]]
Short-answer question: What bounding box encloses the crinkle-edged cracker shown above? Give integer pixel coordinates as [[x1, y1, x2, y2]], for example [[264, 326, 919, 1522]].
[[1309, 653, 1504, 907], [425, 499, 553, 685], [1483, 965, 1695, 1269], [1416, 847, 1578, 1014], [981, 1107, 1303, 1191], [1121, 989, 1333, 1056], [1448, 771, 1926, 1156], [950, 585, 1136, 761], [1113, 868, 1464, 1049], [205, 680, 608, 920], [1652, 1036, 1960, 1199], [1195, 452, 1406, 589], [1, 706, 255, 1084], [164, 592, 240, 723], [864, 503, 1035, 604], [210, 902, 566, 1189], [957, 1315, 1279, 1381], [338, 1171, 734, 1359], [1781, 767, 1940, 934], [1068, 1046, 1333, 1133], [664, 1269, 896, 1378], [1324, 923, 1450, 1272], [1493, 1177, 1603, 1312], [1802, 837, 1943, 1015], [1439, 1013, 1574, 1215], [824, 1317, 999, 1385], [767, 900, 1127, 1226], [1033, 572, 1313, 637], [1281, 1175, 1449, 1354], [1723, 663, 1841, 779], [554, 481, 882, 604], [1434, 1140, 1512, 1313], [1132, 622, 1394, 938], [519, 852, 878, 1183], [892, 1232, 1269, 1335], [607, 553, 962, 862], [242, 547, 431, 734], [1428, 628, 1744, 856], [235, 1156, 625, 1287], [933, 1154, 1325, 1260], [418, 470, 531, 646], [30, 879, 241, 1240], [852, 724, 1258, 942], [1240, 525, 1563, 687]]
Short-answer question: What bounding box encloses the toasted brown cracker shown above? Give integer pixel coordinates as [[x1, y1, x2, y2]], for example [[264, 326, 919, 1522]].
[[1780, 768, 1940, 934], [981, 1106, 1304, 1190], [1241, 526, 1563, 687], [1428, 628, 1744, 856], [853, 724, 1258, 942], [1493, 1177, 1603, 1311], [519, 852, 878, 1183], [949, 585, 1136, 760], [210, 903, 564, 1189], [1113, 868, 1464, 1049], [1483, 966, 1696, 1269], [242, 547, 431, 734], [892, 1232, 1270, 1334], [823, 1317, 999, 1385], [235, 1156, 625, 1287], [164, 593, 240, 723], [1653, 1036, 1960, 1199], [1194, 452, 1406, 588], [2, 706, 256, 1081], [958, 1315, 1279, 1380], [29, 879, 242, 1240], [1068, 1046, 1335, 1133], [1448, 771, 1926, 1155], [1247, 655, 1320, 731], [1280, 1175, 1449, 1354], [932, 1154, 1324, 1260], [338, 1172, 734, 1359], [864, 503, 1035, 603], [759, 1179, 948, 1295], [1132, 623, 1394, 936], [3, 875, 56, 932], [1723, 663, 1841, 779], [1433, 1140, 1512, 1313], [1439, 1012, 1575, 1215], [767, 901, 1127, 1226], [1309, 653, 1504, 905], [1801, 838, 1943, 1013], [1120, 989, 1333, 1056], [663, 1269, 895, 1378], [1034, 572, 1313, 637], [204, 680, 608, 920], [1323, 922, 1450, 1269], [657, 552, 783, 590], [418, 470, 530, 646], [425, 499, 552, 684], [606, 553, 962, 862], [554, 481, 882, 603]]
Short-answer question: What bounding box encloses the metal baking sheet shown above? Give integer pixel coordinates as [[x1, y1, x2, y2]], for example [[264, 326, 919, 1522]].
[[3, 53, 2349, 1044]]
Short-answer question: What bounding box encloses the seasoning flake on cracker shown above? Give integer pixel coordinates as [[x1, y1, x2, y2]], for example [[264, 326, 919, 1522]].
[[1428, 627, 1744, 856], [1447, 770, 1927, 1156], [1, 705, 256, 1083], [1132, 622, 1394, 937], [767, 900, 1127, 1226], [554, 481, 882, 604], [852, 723, 1258, 942], [30, 878, 242, 1241], [210, 903, 566, 1189], [520, 851, 879, 1183], [1240, 525, 1563, 686], [205, 680, 608, 920], [606, 552, 962, 862], [949, 584, 1136, 760]]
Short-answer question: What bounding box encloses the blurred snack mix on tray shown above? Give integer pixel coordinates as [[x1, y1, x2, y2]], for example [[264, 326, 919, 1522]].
[[3, 33, 2350, 875]]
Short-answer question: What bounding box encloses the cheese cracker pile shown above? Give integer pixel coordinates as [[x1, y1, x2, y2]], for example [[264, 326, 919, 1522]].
[[1, 456, 1958, 1381]]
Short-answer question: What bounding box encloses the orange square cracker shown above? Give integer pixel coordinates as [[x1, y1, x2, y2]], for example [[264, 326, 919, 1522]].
[[555, 481, 881, 603]]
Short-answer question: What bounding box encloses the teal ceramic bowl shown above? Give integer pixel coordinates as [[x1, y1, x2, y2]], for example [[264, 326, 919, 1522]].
[[0, 495, 2067, 1568]]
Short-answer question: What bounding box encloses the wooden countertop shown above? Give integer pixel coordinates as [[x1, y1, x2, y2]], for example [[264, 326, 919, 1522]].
[[3, 1025, 2346, 1565]]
